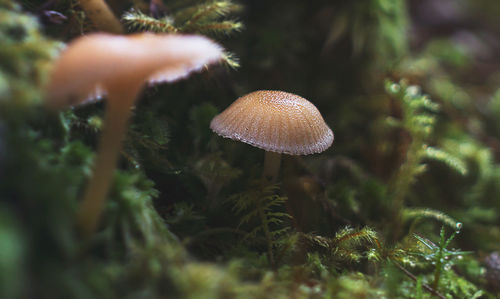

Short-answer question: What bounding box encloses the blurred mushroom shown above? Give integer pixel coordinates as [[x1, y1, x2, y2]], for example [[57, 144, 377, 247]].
[[210, 90, 334, 181], [45, 33, 223, 237], [78, 0, 123, 33]]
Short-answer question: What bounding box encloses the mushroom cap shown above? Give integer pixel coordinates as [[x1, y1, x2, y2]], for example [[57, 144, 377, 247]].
[[210, 90, 334, 155], [46, 33, 223, 108]]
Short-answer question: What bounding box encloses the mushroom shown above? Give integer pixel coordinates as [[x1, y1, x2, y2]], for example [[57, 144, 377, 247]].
[[45, 33, 223, 237], [79, 0, 123, 33], [210, 90, 334, 181]]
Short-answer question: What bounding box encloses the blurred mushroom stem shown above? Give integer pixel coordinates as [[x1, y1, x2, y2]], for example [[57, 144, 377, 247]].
[[77, 82, 142, 238], [79, 0, 123, 33], [263, 151, 281, 182]]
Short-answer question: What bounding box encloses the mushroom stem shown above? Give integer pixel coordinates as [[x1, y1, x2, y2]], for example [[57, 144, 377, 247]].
[[263, 151, 281, 182], [79, 0, 123, 33], [77, 85, 140, 238]]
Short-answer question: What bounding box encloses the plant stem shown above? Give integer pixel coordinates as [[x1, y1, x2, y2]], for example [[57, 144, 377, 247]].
[[263, 151, 281, 182], [79, 0, 123, 33], [256, 198, 275, 268], [393, 261, 446, 299], [260, 153, 280, 268], [392, 139, 421, 214], [432, 234, 446, 290], [390, 134, 424, 241], [77, 85, 140, 238]]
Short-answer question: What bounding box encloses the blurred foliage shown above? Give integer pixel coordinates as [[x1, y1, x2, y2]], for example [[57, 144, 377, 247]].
[[1, 0, 500, 298]]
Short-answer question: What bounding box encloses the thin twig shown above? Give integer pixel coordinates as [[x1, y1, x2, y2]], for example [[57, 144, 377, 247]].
[[392, 261, 446, 299]]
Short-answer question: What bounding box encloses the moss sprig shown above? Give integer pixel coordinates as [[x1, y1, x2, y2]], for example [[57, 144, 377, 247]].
[[332, 226, 381, 263], [122, 9, 177, 33], [385, 79, 467, 232], [122, 0, 243, 67], [403, 207, 462, 231], [229, 181, 291, 267], [411, 226, 472, 291], [299, 226, 382, 265]]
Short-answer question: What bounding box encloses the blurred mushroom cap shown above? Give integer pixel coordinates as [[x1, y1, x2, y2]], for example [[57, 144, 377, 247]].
[[45, 33, 223, 108], [210, 90, 334, 155]]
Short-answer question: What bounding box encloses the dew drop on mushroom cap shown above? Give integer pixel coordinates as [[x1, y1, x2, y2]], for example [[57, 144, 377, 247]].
[[210, 90, 334, 155]]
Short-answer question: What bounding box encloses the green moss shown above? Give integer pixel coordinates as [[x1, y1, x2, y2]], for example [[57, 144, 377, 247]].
[[1, 0, 499, 298]]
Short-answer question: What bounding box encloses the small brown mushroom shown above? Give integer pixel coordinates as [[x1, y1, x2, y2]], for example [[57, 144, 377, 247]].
[[45, 33, 223, 237], [210, 90, 334, 181]]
